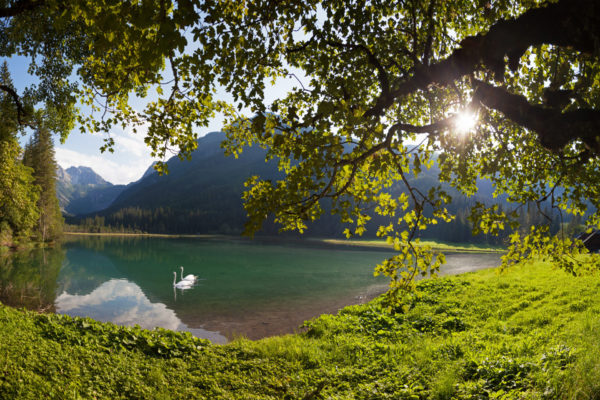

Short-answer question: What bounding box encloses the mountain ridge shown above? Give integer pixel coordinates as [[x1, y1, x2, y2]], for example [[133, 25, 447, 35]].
[[56, 166, 125, 216], [63, 132, 559, 244]]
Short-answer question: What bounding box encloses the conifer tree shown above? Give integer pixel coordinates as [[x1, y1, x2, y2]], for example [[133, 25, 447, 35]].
[[23, 128, 63, 242]]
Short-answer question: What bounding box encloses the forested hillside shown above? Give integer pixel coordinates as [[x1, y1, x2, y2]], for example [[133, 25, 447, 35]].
[[67, 132, 562, 244]]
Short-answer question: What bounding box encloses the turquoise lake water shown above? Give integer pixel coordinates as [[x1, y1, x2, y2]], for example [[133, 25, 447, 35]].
[[0, 236, 501, 343]]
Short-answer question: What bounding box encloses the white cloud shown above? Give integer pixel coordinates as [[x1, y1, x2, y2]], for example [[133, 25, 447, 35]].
[[55, 147, 141, 185], [112, 124, 154, 159], [55, 131, 157, 185], [54, 120, 214, 185]]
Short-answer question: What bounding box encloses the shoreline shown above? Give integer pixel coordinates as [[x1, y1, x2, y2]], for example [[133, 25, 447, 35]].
[[315, 238, 504, 253], [63, 231, 505, 253], [63, 231, 225, 239]]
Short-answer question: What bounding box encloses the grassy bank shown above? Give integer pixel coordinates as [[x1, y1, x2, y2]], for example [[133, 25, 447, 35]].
[[0, 261, 598, 399], [317, 238, 504, 253]]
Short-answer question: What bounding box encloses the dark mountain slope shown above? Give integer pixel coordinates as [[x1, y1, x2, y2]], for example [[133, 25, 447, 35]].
[[91, 132, 285, 234], [69, 132, 556, 243]]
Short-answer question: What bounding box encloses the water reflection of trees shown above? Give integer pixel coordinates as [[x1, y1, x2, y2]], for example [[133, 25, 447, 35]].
[[0, 247, 64, 312], [64, 235, 201, 263], [64, 235, 156, 261], [63, 235, 141, 253]]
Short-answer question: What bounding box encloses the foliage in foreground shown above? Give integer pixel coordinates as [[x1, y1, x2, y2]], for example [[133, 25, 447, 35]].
[[0, 261, 599, 399], [0, 63, 62, 248]]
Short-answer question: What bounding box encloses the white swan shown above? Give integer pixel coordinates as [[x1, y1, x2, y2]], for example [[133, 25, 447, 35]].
[[180, 266, 197, 283], [173, 272, 193, 289]]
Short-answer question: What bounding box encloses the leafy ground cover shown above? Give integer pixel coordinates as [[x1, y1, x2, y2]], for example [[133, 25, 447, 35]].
[[0, 261, 598, 399]]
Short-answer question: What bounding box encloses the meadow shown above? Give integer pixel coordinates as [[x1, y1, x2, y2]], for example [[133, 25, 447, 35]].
[[316, 238, 503, 253], [0, 260, 598, 399]]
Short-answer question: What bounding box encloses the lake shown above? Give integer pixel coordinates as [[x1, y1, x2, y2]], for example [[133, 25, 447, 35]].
[[0, 236, 501, 343]]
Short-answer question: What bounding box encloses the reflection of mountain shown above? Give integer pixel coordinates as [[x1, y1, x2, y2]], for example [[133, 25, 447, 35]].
[[58, 237, 393, 339], [0, 248, 64, 312], [65, 236, 390, 303], [63, 235, 176, 263], [55, 240, 232, 342], [56, 279, 227, 343], [2, 237, 501, 342], [60, 237, 187, 306], [0, 235, 503, 342]]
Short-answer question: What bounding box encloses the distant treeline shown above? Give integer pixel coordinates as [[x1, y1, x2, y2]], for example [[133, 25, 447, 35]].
[[66, 201, 575, 245], [67, 206, 245, 235]]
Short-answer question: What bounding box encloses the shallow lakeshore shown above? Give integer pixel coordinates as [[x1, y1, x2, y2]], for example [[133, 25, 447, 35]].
[[2, 235, 503, 342]]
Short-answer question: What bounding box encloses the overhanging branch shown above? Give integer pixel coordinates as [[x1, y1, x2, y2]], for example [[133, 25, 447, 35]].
[[0, 84, 28, 125], [363, 0, 599, 119], [0, 0, 43, 18], [474, 80, 600, 153]]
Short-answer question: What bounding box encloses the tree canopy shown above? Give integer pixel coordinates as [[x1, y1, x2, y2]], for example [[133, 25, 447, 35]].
[[2, 0, 600, 297], [0, 61, 39, 246]]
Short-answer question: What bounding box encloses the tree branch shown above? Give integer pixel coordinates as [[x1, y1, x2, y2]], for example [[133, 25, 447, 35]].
[[324, 40, 390, 97], [0, 84, 27, 125], [363, 0, 599, 119], [473, 80, 600, 153], [0, 0, 43, 18]]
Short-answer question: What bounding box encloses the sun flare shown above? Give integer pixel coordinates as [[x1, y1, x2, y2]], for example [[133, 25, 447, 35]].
[[454, 112, 477, 134]]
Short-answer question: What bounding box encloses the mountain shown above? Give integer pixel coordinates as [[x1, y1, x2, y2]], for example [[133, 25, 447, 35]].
[[85, 131, 293, 235], [65, 166, 108, 186], [140, 162, 158, 180], [67, 132, 472, 237], [56, 166, 126, 216], [66, 131, 558, 243], [107, 132, 268, 210]]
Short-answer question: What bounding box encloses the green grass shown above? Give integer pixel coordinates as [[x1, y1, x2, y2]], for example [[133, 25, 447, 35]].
[[0, 261, 598, 398], [317, 237, 504, 253]]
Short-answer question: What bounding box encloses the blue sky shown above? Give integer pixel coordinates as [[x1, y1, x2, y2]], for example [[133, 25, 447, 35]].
[[6, 55, 298, 185]]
